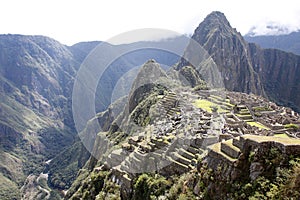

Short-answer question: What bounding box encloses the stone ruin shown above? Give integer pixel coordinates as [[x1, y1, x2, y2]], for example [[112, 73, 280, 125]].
[[96, 88, 300, 190], [206, 134, 300, 182]]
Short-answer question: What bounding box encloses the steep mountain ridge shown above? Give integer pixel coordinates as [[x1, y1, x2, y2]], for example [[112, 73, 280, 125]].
[[65, 11, 300, 200], [178, 11, 300, 112], [0, 35, 76, 124], [0, 34, 187, 199], [248, 44, 300, 110], [66, 59, 300, 200], [180, 11, 264, 95], [1, 10, 300, 200], [0, 34, 78, 199], [245, 31, 300, 55], [68, 41, 101, 69]]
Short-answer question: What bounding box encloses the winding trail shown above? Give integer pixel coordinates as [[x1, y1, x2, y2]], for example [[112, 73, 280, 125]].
[[36, 173, 50, 199], [21, 159, 53, 200]]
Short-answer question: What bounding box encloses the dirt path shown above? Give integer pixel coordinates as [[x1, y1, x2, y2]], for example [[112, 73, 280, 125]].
[[36, 173, 50, 199]]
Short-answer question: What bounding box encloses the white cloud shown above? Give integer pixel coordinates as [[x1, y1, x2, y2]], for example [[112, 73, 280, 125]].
[[0, 0, 299, 45]]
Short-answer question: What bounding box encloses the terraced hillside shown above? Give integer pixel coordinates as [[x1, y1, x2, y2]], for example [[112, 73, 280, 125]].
[[66, 60, 300, 199]]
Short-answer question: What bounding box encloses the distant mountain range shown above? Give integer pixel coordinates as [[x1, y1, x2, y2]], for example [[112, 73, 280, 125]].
[[65, 12, 300, 199], [0, 34, 185, 199], [0, 35, 78, 199], [244, 31, 300, 55], [178, 11, 300, 112], [0, 11, 300, 200]]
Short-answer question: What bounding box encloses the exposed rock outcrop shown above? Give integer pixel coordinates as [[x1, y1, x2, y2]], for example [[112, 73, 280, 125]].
[[178, 11, 265, 96], [178, 11, 300, 112], [206, 135, 300, 182], [128, 59, 167, 113], [0, 35, 78, 199]]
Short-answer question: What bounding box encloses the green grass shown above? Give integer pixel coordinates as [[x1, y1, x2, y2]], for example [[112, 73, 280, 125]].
[[274, 133, 290, 138], [284, 124, 299, 130], [208, 143, 236, 162], [252, 106, 272, 112], [209, 95, 234, 108], [209, 95, 223, 102], [247, 121, 270, 130], [0, 95, 49, 134], [243, 135, 300, 145], [224, 102, 235, 108], [0, 152, 24, 184], [37, 175, 51, 191], [0, 174, 21, 200], [239, 110, 251, 114], [237, 114, 252, 117], [225, 99, 231, 103], [193, 99, 229, 113]]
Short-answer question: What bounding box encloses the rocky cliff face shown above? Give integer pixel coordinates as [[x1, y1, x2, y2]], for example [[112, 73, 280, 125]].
[[66, 59, 300, 200], [0, 35, 186, 199], [248, 43, 300, 111], [195, 135, 300, 199], [2, 11, 300, 199], [178, 11, 300, 112], [245, 31, 300, 55], [0, 34, 78, 199], [65, 12, 300, 200], [0, 35, 77, 126], [128, 59, 167, 113], [178, 11, 264, 95]]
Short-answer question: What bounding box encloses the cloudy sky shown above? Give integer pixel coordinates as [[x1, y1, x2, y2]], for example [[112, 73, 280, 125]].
[[0, 0, 299, 45]]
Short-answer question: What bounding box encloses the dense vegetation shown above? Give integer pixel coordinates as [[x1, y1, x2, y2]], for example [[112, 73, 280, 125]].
[[1, 10, 300, 200], [65, 153, 300, 199]]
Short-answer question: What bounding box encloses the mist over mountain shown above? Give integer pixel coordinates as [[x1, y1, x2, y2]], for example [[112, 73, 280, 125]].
[[0, 34, 187, 199], [0, 11, 300, 200], [245, 31, 300, 55], [178, 11, 300, 112], [65, 11, 300, 198], [246, 22, 299, 36], [178, 11, 264, 95], [65, 11, 300, 200]]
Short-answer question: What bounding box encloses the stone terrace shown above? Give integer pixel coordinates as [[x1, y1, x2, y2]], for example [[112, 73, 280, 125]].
[[105, 88, 300, 187], [206, 134, 300, 181]]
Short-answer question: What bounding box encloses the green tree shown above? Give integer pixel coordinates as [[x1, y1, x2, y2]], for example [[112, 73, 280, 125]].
[[133, 174, 152, 200]]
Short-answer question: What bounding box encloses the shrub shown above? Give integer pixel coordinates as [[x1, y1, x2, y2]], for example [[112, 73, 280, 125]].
[[133, 174, 170, 200], [284, 123, 299, 130], [248, 151, 255, 162]]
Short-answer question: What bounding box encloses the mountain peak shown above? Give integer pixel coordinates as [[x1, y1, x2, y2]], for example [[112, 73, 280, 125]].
[[191, 11, 235, 46], [204, 11, 229, 25], [128, 60, 167, 113], [178, 11, 265, 96]]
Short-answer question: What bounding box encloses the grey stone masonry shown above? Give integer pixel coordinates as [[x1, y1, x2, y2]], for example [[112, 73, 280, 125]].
[[220, 139, 241, 159], [232, 137, 243, 149]]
